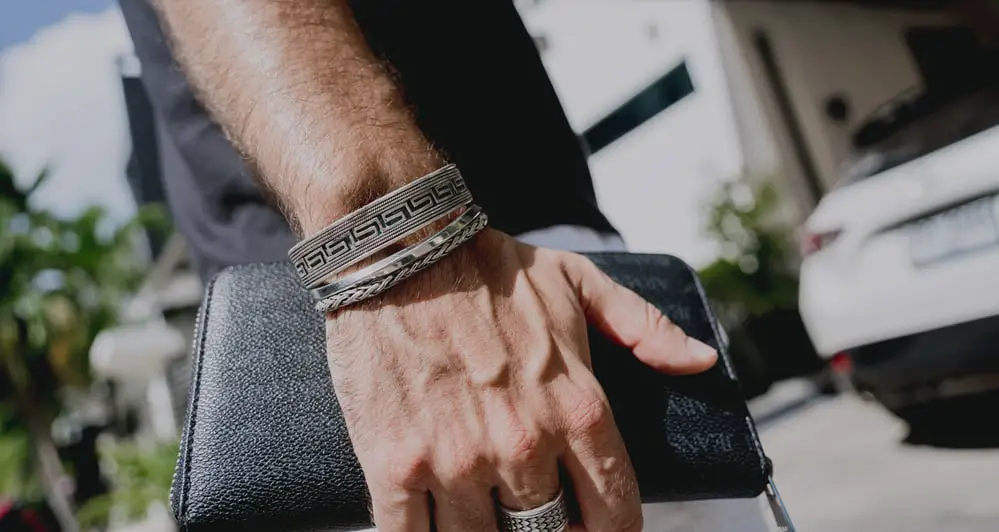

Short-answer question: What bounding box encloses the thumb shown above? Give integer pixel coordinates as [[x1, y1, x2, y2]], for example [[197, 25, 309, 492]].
[[564, 254, 718, 375]]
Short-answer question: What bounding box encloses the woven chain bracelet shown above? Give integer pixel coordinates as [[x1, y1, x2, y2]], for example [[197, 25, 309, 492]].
[[315, 206, 488, 314], [310, 204, 481, 301]]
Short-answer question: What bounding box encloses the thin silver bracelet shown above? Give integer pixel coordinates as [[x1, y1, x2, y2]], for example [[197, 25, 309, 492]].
[[310, 204, 479, 301], [315, 206, 488, 314], [289, 165, 471, 288]]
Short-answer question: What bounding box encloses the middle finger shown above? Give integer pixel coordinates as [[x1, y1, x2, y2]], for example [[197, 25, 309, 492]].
[[493, 422, 562, 512]]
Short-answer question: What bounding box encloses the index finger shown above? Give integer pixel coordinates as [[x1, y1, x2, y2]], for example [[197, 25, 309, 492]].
[[563, 253, 717, 375]]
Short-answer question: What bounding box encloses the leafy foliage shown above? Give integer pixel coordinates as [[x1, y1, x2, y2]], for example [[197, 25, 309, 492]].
[[0, 422, 36, 497], [0, 157, 168, 502], [76, 439, 179, 529], [697, 174, 799, 322]]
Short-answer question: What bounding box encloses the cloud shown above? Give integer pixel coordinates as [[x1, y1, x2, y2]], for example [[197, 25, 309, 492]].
[[0, 8, 135, 222]]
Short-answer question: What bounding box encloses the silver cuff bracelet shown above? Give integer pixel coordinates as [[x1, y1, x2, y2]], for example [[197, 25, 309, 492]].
[[315, 205, 488, 314], [310, 204, 478, 300], [289, 164, 471, 288]]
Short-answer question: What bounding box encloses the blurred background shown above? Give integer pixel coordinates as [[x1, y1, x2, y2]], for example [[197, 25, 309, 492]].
[[2, 1, 999, 530]]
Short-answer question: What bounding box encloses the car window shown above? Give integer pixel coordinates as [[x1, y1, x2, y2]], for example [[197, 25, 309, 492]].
[[836, 28, 999, 188], [837, 82, 999, 188]]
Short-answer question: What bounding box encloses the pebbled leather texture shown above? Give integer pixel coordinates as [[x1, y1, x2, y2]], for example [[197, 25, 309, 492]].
[[172, 253, 770, 531]]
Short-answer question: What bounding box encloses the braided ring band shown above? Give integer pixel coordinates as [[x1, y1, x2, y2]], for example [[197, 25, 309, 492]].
[[497, 489, 569, 532], [315, 206, 488, 313]]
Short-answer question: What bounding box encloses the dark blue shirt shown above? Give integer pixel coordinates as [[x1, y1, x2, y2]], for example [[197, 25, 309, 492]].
[[118, 0, 616, 281]]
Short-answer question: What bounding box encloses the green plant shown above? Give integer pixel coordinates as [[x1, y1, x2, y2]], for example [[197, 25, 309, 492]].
[[0, 158, 167, 531], [696, 173, 828, 392], [697, 174, 799, 322], [76, 439, 179, 530], [0, 405, 37, 498]]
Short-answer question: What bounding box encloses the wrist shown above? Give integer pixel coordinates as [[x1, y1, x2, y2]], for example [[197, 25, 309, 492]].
[[292, 136, 446, 237], [318, 219, 496, 319], [333, 227, 501, 316], [290, 151, 467, 292]]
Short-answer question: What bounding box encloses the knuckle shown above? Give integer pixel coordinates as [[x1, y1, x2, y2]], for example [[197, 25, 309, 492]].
[[440, 448, 489, 486], [644, 301, 676, 335], [381, 450, 431, 490], [556, 249, 591, 278], [565, 391, 611, 435], [610, 510, 644, 532], [500, 426, 547, 468]]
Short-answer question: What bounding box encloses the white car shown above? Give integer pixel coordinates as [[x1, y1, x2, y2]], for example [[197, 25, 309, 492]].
[[798, 84, 999, 430]]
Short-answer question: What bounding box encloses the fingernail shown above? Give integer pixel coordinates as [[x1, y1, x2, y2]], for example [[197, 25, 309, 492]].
[[686, 337, 717, 361]]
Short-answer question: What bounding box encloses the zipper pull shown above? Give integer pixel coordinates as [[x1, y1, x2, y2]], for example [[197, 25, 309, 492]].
[[765, 476, 796, 532]]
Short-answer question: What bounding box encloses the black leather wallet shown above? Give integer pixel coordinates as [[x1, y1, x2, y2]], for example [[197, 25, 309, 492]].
[[171, 253, 794, 531]]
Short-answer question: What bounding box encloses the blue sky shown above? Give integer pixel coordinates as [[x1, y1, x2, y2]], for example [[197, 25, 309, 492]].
[[0, 0, 113, 51], [0, 1, 136, 221]]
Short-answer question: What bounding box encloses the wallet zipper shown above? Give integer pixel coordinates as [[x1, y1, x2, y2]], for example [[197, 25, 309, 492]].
[[765, 476, 795, 532], [762, 458, 795, 532]]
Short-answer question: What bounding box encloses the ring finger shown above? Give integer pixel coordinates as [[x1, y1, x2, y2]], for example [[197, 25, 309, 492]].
[[491, 411, 563, 514], [495, 449, 561, 513]]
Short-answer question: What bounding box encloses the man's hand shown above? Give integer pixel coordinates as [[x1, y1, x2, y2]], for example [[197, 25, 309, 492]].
[[329, 229, 716, 531]]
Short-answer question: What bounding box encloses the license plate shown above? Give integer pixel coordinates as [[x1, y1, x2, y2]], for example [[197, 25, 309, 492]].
[[909, 195, 999, 267]]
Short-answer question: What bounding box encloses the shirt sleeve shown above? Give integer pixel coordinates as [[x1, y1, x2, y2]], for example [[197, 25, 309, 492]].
[[116, 0, 296, 281]]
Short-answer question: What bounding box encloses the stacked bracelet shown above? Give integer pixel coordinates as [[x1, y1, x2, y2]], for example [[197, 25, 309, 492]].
[[289, 164, 471, 288], [288, 164, 487, 313], [310, 204, 483, 301], [314, 206, 488, 314]]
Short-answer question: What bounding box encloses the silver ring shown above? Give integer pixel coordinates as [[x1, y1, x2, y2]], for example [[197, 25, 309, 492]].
[[497, 489, 569, 532]]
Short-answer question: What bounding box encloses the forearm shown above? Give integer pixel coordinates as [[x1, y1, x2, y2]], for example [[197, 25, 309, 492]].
[[154, 0, 443, 235]]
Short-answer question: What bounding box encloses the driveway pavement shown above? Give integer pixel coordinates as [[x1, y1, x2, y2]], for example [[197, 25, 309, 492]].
[[759, 392, 999, 532]]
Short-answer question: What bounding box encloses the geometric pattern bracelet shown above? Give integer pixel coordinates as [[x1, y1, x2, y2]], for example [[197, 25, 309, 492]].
[[289, 164, 472, 288], [314, 205, 488, 314]]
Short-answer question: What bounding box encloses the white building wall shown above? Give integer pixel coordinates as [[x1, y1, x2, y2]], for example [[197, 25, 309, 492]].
[[520, 0, 745, 268], [517, 1, 963, 264]]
